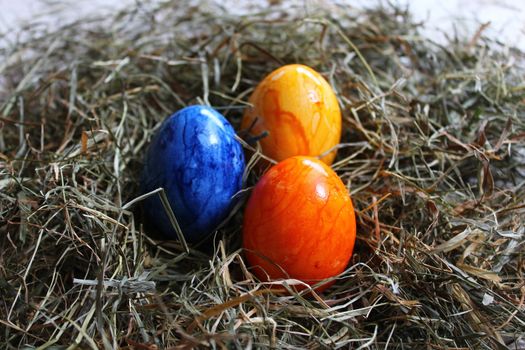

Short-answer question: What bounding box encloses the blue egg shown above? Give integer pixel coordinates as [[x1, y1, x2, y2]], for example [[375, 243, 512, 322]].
[[140, 105, 245, 243]]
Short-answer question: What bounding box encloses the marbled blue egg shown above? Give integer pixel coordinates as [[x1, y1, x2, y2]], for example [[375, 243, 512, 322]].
[[140, 105, 245, 242]]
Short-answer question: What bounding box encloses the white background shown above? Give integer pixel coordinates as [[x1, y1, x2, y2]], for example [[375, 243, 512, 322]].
[[0, 0, 524, 50]]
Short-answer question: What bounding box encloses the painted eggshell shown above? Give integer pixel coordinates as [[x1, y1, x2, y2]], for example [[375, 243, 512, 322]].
[[241, 64, 342, 165], [141, 105, 245, 243], [242, 156, 356, 292]]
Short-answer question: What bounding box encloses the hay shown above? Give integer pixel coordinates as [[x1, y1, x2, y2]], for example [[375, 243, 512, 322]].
[[1, 1, 524, 348]]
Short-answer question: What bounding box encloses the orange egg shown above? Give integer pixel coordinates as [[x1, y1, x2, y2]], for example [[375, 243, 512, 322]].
[[242, 156, 356, 292], [241, 64, 342, 165]]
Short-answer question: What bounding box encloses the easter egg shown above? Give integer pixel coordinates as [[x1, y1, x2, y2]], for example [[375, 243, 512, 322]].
[[241, 64, 342, 165], [141, 105, 245, 243], [242, 156, 356, 291]]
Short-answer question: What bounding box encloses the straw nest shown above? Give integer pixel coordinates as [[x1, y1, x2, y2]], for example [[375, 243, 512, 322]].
[[1, 1, 524, 349]]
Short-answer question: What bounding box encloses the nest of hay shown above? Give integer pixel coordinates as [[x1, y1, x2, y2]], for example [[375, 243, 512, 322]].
[[1, 1, 524, 348]]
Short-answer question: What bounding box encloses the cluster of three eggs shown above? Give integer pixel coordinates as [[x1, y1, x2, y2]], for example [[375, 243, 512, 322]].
[[141, 64, 356, 290]]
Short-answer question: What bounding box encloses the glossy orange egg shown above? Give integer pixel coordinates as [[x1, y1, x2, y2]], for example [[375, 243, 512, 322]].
[[241, 64, 342, 165], [242, 156, 356, 292]]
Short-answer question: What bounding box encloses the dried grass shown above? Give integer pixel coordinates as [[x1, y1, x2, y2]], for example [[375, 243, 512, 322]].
[[1, 1, 524, 349]]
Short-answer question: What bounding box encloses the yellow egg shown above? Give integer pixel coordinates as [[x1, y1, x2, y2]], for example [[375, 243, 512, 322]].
[[241, 64, 342, 165]]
